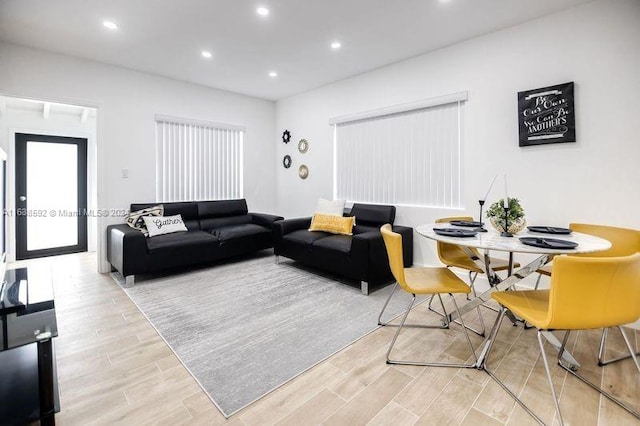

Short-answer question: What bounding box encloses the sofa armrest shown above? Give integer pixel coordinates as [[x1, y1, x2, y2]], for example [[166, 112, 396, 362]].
[[249, 212, 285, 229], [392, 225, 414, 267], [273, 217, 312, 238], [107, 224, 148, 276], [352, 226, 413, 282], [351, 231, 389, 281]]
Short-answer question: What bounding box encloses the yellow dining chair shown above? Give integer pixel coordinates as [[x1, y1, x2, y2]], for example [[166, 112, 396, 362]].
[[534, 223, 640, 365], [430, 216, 520, 336], [488, 254, 640, 425], [378, 224, 477, 367]]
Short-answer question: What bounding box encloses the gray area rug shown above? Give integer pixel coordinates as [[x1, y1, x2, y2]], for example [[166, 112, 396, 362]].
[[117, 251, 414, 417]]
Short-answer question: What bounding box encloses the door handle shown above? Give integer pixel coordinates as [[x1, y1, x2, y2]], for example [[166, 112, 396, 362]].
[[19, 195, 27, 202]]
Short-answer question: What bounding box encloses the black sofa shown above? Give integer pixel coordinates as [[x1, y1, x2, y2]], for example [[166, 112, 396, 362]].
[[273, 203, 413, 295], [107, 199, 283, 285]]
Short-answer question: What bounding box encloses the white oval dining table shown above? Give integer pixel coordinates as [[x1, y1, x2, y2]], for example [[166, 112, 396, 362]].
[[416, 223, 612, 369]]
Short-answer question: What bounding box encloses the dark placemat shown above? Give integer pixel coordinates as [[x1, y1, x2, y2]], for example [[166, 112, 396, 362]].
[[450, 220, 483, 227], [433, 228, 478, 238], [520, 237, 578, 249], [527, 226, 572, 235]]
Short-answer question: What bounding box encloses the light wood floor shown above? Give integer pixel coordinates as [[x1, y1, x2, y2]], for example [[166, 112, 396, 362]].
[[11, 252, 640, 425]]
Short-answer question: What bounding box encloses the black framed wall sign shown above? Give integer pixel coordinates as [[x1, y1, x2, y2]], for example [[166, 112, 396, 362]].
[[518, 81, 575, 147]]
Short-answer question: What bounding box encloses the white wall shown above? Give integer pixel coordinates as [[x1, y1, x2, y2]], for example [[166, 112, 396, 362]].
[[0, 104, 98, 260], [0, 43, 276, 271], [275, 0, 640, 267]]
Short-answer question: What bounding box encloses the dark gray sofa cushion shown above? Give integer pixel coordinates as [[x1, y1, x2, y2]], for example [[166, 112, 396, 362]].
[[209, 223, 270, 241], [146, 230, 218, 253], [209, 223, 274, 256], [313, 235, 353, 254], [144, 230, 221, 272], [201, 214, 252, 230], [284, 229, 332, 246]]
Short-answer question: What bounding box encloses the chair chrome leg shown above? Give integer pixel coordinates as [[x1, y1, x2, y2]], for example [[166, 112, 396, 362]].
[[598, 328, 608, 365], [476, 307, 505, 369], [521, 273, 544, 330], [534, 273, 543, 290], [465, 269, 493, 329], [619, 326, 640, 373], [386, 295, 415, 363], [597, 327, 640, 366], [378, 282, 398, 325], [466, 271, 477, 300], [469, 270, 501, 314], [386, 293, 478, 368], [469, 281, 486, 336], [558, 329, 640, 421], [450, 294, 478, 364], [426, 293, 485, 337], [481, 310, 545, 425], [379, 284, 450, 329], [427, 292, 438, 312], [437, 294, 448, 325], [426, 294, 448, 322], [539, 331, 564, 426]]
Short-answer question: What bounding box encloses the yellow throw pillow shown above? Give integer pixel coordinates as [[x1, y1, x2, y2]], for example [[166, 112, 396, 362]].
[[309, 213, 355, 236]]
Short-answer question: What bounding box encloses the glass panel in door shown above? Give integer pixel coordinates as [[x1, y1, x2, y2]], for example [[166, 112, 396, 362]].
[[26, 141, 79, 250]]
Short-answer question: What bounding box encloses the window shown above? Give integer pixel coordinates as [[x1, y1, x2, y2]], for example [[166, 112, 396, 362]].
[[331, 92, 466, 209], [155, 114, 244, 202]]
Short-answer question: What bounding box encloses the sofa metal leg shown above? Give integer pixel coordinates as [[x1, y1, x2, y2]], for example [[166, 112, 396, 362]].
[[275, 255, 280, 265], [124, 275, 135, 288], [361, 281, 369, 295]]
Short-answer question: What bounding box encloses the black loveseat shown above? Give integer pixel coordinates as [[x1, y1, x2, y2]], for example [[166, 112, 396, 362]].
[[107, 199, 283, 285], [273, 203, 413, 295]]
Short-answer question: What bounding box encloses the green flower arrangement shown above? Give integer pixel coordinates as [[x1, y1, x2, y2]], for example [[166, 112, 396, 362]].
[[485, 198, 527, 233]]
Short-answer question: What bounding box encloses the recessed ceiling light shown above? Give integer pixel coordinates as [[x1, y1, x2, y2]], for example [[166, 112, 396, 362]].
[[331, 41, 342, 49], [257, 7, 269, 16], [269, 71, 278, 78], [201, 50, 213, 59], [103, 21, 118, 30]]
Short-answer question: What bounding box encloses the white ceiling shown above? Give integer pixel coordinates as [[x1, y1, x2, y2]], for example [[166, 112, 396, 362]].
[[0, 0, 593, 101]]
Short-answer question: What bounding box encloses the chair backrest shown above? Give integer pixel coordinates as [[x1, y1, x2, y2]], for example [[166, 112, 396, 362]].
[[546, 253, 640, 330], [380, 224, 409, 291], [435, 216, 478, 264], [569, 223, 640, 257]]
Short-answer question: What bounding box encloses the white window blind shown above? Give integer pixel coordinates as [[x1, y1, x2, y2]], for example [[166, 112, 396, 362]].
[[332, 94, 465, 208], [155, 115, 244, 202]]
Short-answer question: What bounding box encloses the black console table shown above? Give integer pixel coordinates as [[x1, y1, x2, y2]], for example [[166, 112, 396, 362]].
[[0, 267, 59, 425]]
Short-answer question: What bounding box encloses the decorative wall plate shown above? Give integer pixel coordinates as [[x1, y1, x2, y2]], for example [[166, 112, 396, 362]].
[[298, 165, 309, 179], [298, 138, 309, 153], [282, 130, 291, 144], [282, 155, 292, 169]]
